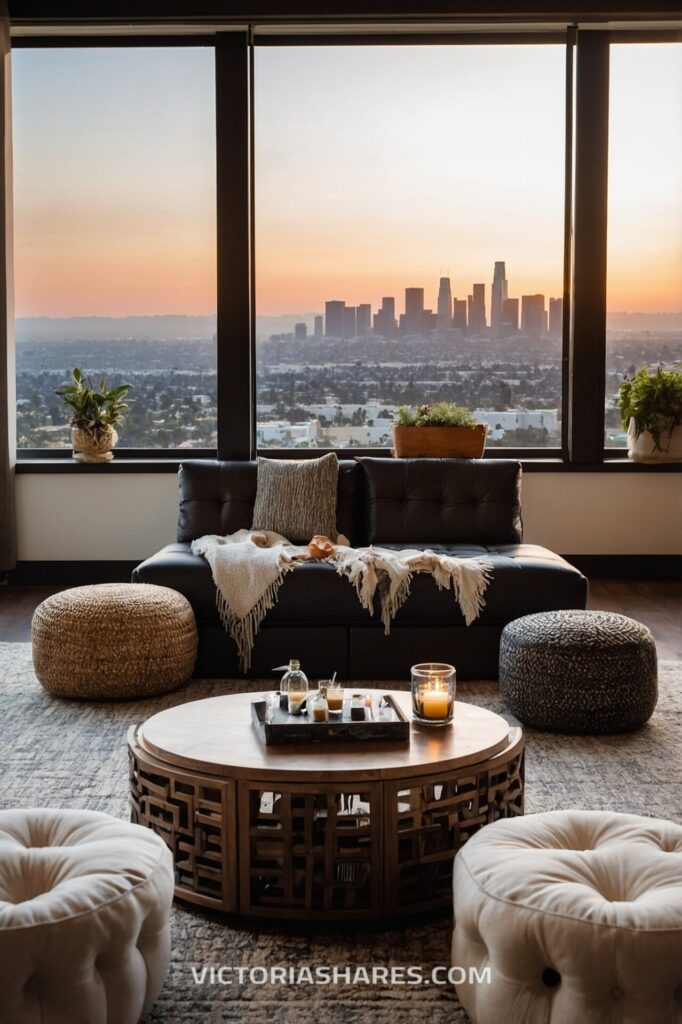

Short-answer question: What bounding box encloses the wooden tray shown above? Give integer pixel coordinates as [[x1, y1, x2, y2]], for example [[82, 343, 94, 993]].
[[251, 692, 410, 746]]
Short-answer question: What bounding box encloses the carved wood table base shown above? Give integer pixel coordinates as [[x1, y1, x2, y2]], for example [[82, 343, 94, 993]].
[[128, 691, 524, 920]]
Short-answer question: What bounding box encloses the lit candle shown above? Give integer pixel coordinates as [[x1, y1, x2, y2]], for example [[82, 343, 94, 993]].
[[411, 662, 456, 727], [422, 687, 450, 720]]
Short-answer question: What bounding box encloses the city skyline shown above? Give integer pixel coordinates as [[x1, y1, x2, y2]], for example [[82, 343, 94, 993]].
[[313, 263, 563, 341]]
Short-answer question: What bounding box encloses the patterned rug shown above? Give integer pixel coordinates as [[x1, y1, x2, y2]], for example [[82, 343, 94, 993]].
[[1, 642, 680, 1024]]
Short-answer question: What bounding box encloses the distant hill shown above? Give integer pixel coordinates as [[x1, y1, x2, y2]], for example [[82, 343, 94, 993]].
[[15, 310, 680, 344], [607, 312, 682, 331], [15, 313, 323, 343], [15, 315, 217, 343], [255, 314, 320, 339]]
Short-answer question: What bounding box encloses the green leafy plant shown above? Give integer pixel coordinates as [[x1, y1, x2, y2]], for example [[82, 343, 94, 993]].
[[618, 364, 682, 453], [56, 368, 133, 439], [394, 402, 478, 428]]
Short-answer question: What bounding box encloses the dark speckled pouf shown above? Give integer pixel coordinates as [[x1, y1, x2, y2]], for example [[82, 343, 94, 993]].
[[499, 610, 658, 734]]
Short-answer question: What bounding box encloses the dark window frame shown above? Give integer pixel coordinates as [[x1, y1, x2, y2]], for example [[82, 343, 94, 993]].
[[11, 26, 682, 469], [601, 31, 682, 456], [12, 33, 223, 461]]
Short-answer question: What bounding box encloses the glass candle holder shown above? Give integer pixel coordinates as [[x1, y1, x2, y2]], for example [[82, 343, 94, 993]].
[[411, 663, 456, 727]]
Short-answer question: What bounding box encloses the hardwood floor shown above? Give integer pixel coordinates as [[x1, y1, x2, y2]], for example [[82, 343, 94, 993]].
[[586, 579, 682, 661], [1, 579, 681, 660]]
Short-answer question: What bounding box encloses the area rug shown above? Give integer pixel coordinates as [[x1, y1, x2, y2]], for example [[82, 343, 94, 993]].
[[0, 642, 680, 1024]]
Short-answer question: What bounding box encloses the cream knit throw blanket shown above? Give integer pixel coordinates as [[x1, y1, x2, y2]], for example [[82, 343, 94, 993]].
[[192, 530, 493, 672]]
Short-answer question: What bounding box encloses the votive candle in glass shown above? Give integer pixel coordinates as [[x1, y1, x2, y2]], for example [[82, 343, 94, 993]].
[[411, 663, 456, 727]]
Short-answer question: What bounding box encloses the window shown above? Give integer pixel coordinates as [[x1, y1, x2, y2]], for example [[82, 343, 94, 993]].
[[13, 46, 217, 450], [11, 30, 680, 467], [605, 42, 682, 448], [254, 44, 566, 450]]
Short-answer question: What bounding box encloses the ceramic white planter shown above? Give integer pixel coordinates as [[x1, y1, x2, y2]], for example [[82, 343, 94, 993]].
[[627, 418, 682, 463]]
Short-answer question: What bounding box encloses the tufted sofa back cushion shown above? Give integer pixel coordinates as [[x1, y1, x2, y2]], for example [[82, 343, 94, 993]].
[[177, 460, 363, 544], [360, 457, 522, 545]]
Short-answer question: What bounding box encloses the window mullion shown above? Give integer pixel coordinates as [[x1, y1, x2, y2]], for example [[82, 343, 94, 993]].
[[568, 29, 609, 463]]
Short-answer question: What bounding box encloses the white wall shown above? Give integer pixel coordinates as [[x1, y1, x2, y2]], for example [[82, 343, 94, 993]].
[[15, 471, 682, 560], [520, 473, 682, 555], [16, 474, 179, 561]]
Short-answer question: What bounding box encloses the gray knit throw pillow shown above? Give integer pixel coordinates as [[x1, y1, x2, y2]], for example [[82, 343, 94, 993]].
[[251, 454, 339, 543]]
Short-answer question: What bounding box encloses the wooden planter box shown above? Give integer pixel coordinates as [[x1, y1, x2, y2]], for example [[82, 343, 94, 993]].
[[392, 424, 487, 458]]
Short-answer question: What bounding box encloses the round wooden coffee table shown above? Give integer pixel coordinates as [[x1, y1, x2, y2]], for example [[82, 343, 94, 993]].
[[128, 690, 524, 920]]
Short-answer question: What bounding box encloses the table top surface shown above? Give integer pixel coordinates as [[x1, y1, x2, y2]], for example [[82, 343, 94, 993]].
[[136, 689, 515, 782]]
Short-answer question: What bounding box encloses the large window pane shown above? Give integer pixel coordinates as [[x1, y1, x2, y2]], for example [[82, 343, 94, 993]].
[[605, 43, 682, 447], [13, 47, 216, 449], [255, 45, 565, 449]]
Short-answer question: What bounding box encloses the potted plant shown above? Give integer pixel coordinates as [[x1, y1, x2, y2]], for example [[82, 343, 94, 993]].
[[392, 402, 487, 458], [56, 368, 133, 463], [618, 365, 682, 463]]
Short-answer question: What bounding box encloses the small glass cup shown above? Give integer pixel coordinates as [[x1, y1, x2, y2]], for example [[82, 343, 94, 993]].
[[411, 663, 456, 727], [325, 683, 344, 716]]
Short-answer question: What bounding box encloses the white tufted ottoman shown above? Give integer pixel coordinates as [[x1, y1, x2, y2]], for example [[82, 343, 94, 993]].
[[0, 809, 174, 1024], [452, 810, 682, 1024]]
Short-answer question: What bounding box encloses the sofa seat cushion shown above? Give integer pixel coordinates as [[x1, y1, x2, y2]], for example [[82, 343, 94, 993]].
[[133, 544, 374, 626], [378, 543, 587, 624], [134, 542, 586, 628]]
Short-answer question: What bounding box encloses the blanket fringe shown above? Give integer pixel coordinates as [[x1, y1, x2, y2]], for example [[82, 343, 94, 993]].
[[215, 573, 288, 673]]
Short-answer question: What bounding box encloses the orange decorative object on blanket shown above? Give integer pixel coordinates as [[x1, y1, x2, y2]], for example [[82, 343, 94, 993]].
[[307, 535, 336, 560]]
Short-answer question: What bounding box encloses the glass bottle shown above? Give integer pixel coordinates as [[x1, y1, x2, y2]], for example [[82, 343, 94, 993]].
[[282, 659, 309, 715], [309, 686, 329, 723]]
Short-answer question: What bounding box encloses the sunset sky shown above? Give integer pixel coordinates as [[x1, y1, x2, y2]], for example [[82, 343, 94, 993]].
[[11, 41, 682, 320], [12, 47, 217, 318]]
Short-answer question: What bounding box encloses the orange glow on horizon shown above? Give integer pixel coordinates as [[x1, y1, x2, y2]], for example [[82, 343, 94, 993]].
[[10, 42, 681, 321]]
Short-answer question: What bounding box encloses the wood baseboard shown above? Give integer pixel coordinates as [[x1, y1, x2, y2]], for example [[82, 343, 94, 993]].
[[5, 561, 139, 586], [563, 555, 682, 580]]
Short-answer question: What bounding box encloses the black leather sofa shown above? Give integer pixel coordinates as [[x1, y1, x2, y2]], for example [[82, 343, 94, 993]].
[[132, 457, 588, 680]]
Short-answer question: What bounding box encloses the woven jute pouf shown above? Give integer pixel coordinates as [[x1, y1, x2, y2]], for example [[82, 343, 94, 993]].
[[499, 609, 658, 733], [32, 583, 198, 700]]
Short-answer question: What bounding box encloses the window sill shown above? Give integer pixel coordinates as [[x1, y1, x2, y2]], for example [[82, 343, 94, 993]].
[[15, 458, 187, 473], [14, 455, 681, 474]]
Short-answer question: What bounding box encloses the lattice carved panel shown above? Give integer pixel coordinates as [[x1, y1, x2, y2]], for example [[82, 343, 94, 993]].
[[238, 780, 383, 919], [384, 739, 524, 914], [128, 743, 237, 913]]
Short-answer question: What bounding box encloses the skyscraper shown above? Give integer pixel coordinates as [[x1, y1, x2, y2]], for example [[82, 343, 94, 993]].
[[294, 322, 307, 340], [356, 303, 371, 336], [491, 261, 508, 328], [468, 283, 486, 336], [521, 294, 547, 340], [452, 298, 467, 332], [502, 297, 519, 333], [343, 305, 357, 339], [325, 300, 345, 338], [374, 297, 397, 338], [313, 315, 323, 338], [437, 277, 452, 332], [549, 297, 563, 340], [404, 287, 424, 335]]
